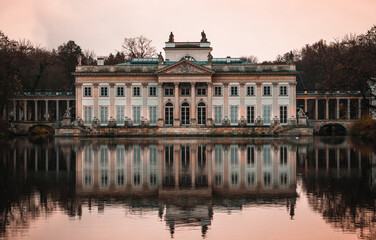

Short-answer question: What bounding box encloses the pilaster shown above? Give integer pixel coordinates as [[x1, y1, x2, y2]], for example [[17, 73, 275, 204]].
[[93, 83, 99, 119], [174, 83, 180, 126]]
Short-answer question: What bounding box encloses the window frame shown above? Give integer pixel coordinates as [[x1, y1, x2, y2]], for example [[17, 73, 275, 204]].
[[84, 87, 92, 97], [230, 86, 238, 96], [214, 86, 222, 96], [197, 87, 207, 96], [100, 86, 108, 97], [263, 86, 271, 96], [279, 85, 288, 96], [117, 86, 124, 97], [133, 87, 141, 97], [246, 86, 255, 96], [164, 87, 174, 96], [149, 86, 157, 97]]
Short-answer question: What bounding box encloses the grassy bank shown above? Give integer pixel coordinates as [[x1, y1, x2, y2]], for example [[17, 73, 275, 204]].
[[349, 116, 376, 140]]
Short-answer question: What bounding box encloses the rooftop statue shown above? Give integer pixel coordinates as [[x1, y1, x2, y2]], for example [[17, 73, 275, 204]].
[[201, 31, 208, 43], [168, 32, 174, 42], [63, 107, 73, 118], [77, 55, 82, 65], [158, 52, 164, 64], [207, 52, 213, 64]]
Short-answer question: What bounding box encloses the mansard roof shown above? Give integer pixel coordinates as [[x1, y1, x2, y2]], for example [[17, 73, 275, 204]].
[[156, 59, 215, 75]]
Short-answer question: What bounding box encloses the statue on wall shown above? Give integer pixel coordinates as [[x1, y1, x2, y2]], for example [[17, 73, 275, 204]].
[[298, 107, 307, 118], [201, 31, 208, 42], [207, 52, 213, 64], [158, 52, 164, 64], [63, 107, 73, 118], [168, 32, 174, 42]]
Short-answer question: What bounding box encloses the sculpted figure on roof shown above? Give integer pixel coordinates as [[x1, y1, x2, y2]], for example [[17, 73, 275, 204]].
[[201, 31, 208, 42], [168, 32, 174, 42]]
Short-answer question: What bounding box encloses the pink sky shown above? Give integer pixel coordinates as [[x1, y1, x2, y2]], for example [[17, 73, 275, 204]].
[[0, 0, 375, 61]]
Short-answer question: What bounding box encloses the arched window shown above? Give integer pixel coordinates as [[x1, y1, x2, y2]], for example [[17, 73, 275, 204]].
[[181, 102, 190, 125], [197, 102, 206, 125], [165, 102, 173, 125]]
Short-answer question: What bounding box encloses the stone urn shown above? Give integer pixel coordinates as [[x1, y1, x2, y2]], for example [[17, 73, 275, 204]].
[[108, 117, 117, 127], [92, 117, 100, 128]]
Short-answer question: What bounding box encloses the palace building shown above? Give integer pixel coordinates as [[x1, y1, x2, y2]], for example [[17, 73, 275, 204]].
[[73, 33, 297, 128]]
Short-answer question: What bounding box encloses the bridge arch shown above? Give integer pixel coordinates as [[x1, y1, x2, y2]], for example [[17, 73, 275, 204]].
[[319, 123, 347, 136], [29, 124, 54, 136]]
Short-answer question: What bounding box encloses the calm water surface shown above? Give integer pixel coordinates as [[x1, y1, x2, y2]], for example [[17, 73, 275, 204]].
[[0, 136, 375, 240]]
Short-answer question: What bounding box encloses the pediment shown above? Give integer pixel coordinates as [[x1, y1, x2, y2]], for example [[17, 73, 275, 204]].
[[156, 60, 214, 75]]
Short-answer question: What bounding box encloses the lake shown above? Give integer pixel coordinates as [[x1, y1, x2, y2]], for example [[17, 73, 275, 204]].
[[0, 136, 375, 240]]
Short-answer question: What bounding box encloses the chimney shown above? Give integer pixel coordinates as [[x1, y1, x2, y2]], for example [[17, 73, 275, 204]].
[[226, 56, 231, 63], [97, 57, 104, 66]]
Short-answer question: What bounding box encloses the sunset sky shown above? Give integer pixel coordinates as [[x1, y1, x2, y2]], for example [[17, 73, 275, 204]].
[[0, 0, 375, 61]]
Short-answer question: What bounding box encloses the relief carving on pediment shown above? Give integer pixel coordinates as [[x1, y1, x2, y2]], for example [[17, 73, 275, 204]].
[[167, 63, 206, 74]]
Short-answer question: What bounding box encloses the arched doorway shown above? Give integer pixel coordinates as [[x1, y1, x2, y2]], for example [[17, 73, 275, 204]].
[[197, 102, 206, 125], [181, 102, 190, 125], [164, 102, 173, 125]]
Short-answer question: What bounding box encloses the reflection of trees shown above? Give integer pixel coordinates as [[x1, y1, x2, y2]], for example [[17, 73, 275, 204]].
[[0, 171, 78, 239], [301, 172, 376, 239]]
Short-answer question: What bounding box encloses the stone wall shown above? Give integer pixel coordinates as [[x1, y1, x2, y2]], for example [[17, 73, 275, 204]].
[[55, 125, 313, 137]]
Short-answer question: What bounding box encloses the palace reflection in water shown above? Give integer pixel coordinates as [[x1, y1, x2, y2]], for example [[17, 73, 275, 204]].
[[1, 137, 376, 239]]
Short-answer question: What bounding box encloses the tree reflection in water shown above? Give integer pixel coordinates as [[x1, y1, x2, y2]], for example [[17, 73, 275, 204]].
[[0, 136, 375, 239]]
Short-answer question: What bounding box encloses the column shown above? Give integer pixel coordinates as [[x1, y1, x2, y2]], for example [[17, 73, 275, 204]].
[[67, 100, 70, 109], [23, 100, 27, 121], [315, 99, 318, 120], [347, 99, 351, 119], [240, 83, 246, 121], [358, 98, 362, 119], [75, 83, 82, 119], [304, 99, 307, 113], [24, 149, 27, 175], [207, 145, 213, 187], [336, 99, 340, 119], [272, 82, 278, 120], [142, 83, 148, 121], [93, 83, 99, 119], [256, 82, 262, 118], [45, 100, 49, 121], [174, 83, 180, 126], [13, 100, 17, 121], [289, 82, 296, 119], [56, 100, 59, 121], [336, 149, 340, 178], [126, 83, 132, 121], [157, 83, 164, 126], [191, 146, 196, 188], [325, 99, 329, 120], [174, 146, 180, 188], [191, 83, 196, 126], [207, 83, 213, 126], [110, 83, 115, 119], [315, 148, 319, 173], [34, 100, 38, 121], [347, 149, 351, 172]]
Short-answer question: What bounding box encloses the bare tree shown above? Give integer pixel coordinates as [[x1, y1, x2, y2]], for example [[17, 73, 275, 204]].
[[241, 55, 258, 63], [122, 35, 157, 60]]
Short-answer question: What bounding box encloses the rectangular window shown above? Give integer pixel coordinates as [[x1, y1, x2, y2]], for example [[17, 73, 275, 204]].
[[100, 106, 108, 124], [264, 172, 271, 187], [214, 106, 222, 124], [149, 106, 157, 125], [84, 106, 92, 124], [197, 87, 206, 96], [230, 86, 238, 96], [181, 87, 190, 96], [247, 86, 255, 96], [133, 106, 141, 125], [280, 146, 288, 165], [164, 87, 173, 96], [197, 145, 206, 168], [84, 87, 92, 97], [165, 145, 174, 167], [116, 146, 125, 166], [214, 86, 222, 96], [117, 87, 124, 97], [133, 87, 140, 96], [150, 146, 157, 167], [263, 105, 271, 124], [247, 106, 255, 124], [280, 86, 287, 96], [230, 106, 238, 124], [247, 146, 255, 165], [280, 106, 287, 124], [100, 87, 108, 97], [149, 86, 157, 96], [181, 145, 190, 168], [263, 86, 271, 96], [116, 106, 125, 124]]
